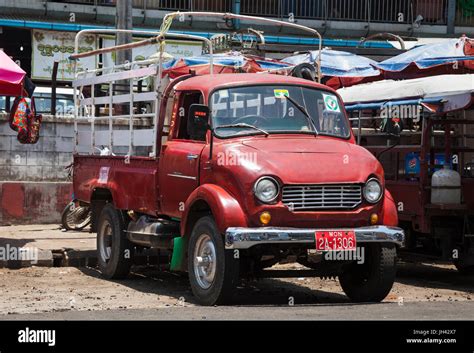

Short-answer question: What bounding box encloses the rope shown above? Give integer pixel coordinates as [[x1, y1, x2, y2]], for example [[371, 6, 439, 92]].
[[159, 13, 177, 35], [158, 12, 179, 52]]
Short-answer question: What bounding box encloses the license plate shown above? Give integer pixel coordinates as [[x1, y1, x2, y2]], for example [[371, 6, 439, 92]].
[[315, 230, 356, 251]]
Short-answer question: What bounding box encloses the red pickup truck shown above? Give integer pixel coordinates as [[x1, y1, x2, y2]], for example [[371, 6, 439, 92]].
[[73, 70, 404, 305]]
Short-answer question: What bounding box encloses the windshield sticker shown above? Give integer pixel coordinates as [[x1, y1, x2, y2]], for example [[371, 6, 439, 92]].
[[322, 93, 341, 112], [274, 89, 289, 99]]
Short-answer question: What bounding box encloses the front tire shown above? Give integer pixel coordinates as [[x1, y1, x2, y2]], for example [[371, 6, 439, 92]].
[[97, 203, 133, 279], [188, 216, 238, 306], [339, 244, 396, 303]]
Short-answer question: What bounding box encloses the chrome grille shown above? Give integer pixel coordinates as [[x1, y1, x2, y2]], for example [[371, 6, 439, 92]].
[[282, 184, 362, 211]]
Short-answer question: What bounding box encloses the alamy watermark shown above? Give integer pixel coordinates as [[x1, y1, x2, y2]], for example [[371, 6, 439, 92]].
[[0, 245, 39, 264], [324, 247, 365, 264], [18, 327, 56, 347], [380, 104, 423, 123], [217, 151, 258, 166]]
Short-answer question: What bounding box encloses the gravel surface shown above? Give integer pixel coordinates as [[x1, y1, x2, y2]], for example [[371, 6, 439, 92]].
[[0, 260, 472, 317]]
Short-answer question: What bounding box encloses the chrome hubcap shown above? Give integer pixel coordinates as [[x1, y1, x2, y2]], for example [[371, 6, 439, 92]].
[[99, 221, 113, 263], [193, 234, 216, 290]]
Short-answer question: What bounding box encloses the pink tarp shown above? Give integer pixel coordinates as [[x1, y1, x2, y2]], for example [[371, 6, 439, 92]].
[[0, 50, 26, 96]]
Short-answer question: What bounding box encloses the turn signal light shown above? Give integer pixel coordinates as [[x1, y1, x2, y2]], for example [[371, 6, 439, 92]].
[[370, 213, 379, 225], [260, 212, 272, 225]]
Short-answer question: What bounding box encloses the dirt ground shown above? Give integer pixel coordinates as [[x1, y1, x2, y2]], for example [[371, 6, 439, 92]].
[[0, 260, 472, 316], [0, 225, 472, 316]]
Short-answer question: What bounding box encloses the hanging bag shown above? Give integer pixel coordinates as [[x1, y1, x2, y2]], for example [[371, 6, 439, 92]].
[[8, 96, 42, 144], [9, 97, 30, 143], [26, 97, 42, 144]]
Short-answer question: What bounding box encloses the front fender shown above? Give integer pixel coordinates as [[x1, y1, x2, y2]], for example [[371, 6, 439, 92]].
[[381, 189, 398, 227], [180, 184, 248, 236]]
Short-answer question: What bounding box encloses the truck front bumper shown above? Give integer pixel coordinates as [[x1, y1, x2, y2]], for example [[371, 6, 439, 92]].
[[225, 225, 405, 250]]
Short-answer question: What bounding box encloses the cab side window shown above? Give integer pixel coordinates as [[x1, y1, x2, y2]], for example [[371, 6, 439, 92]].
[[176, 91, 205, 141]]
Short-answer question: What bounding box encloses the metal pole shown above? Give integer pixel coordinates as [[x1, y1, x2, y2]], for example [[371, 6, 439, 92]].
[[71, 35, 162, 60], [161, 11, 323, 81], [447, 0, 456, 34], [91, 84, 96, 155], [357, 110, 362, 145], [116, 0, 133, 65], [233, 0, 241, 29], [51, 61, 59, 117], [109, 83, 113, 153], [116, 0, 133, 128], [445, 123, 452, 165]]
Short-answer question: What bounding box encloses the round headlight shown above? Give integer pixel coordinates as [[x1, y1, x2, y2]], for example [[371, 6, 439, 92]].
[[363, 178, 382, 203], [254, 177, 279, 203]]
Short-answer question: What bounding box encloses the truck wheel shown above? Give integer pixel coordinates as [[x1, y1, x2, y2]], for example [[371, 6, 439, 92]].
[[97, 203, 133, 279], [339, 244, 396, 303], [188, 216, 238, 306]]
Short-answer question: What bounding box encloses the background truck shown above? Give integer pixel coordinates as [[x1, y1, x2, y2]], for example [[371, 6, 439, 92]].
[[71, 13, 404, 306], [342, 75, 474, 273]]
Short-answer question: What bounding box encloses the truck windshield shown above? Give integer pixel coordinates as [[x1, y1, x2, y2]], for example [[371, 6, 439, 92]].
[[210, 85, 350, 138]]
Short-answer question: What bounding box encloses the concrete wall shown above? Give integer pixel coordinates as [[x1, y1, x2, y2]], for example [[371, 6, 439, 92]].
[[0, 114, 73, 181], [0, 181, 72, 225], [0, 114, 74, 225]]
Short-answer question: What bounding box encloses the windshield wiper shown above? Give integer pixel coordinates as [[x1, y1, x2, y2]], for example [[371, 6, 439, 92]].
[[283, 95, 319, 136], [214, 123, 270, 136]]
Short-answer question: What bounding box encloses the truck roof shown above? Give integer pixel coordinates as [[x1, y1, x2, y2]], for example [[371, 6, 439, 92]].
[[174, 73, 335, 95]]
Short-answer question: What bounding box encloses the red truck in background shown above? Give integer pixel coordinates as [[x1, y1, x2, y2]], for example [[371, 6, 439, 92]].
[[71, 15, 404, 306]]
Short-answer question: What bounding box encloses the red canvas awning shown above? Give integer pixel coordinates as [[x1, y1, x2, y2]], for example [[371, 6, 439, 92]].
[[0, 50, 26, 96]]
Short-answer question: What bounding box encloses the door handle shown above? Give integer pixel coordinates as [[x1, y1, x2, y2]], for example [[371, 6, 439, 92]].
[[187, 154, 199, 160], [168, 172, 197, 180]]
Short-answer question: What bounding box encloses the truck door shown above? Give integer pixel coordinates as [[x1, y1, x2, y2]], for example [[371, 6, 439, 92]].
[[159, 91, 206, 218]]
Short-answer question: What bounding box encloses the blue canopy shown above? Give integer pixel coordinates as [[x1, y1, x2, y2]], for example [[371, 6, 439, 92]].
[[376, 38, 474, 72], [282, 49, 380, 78], [345, 98, 443, 112], [162, 52, 292, 71]]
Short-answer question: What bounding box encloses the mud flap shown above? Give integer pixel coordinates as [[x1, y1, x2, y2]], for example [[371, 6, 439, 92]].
[[170, 236, 186, 272]]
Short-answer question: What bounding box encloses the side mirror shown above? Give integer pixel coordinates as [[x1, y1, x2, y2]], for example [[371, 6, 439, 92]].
[[187, 104, 210, 141]]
